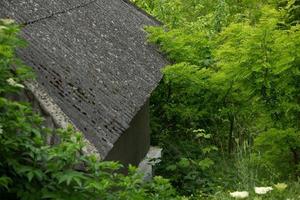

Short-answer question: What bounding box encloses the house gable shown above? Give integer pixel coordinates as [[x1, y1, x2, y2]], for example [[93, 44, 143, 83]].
[[0, 0, 167, 158]]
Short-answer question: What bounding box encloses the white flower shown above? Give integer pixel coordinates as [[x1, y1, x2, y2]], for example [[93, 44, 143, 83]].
[[229, 191, 249, 199], [254, 187, 273, 195], [6, 78, 25, 88]]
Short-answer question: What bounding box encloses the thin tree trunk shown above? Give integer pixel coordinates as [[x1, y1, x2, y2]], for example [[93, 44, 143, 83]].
[[291, 148, 300, 178], [228, 114, 235, 154]]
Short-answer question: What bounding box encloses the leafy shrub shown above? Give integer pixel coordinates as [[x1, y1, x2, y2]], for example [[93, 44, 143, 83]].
[[199, 181, 300, 200], [254, 128, 300, 179], [285, 0, 300, 25], [133, 0, 300, 196]]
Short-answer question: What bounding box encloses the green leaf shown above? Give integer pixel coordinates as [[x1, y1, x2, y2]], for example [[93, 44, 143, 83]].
[[57, 171, 86, 186], [166, 165, 177, 171], [198, 158, 214, 170], [0, 176, 12, 190]]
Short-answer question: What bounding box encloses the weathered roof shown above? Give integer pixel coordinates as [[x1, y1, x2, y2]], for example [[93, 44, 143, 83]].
[[0, 0, 167, 157]]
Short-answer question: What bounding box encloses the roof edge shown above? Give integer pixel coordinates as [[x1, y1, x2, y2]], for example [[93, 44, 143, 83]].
[[121, 0, 163, 26], [25, 80, 101, 159], [22, 0, 97, 26]]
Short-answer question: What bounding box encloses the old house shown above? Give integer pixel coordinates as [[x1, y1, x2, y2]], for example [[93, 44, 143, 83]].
[[0, 0, 167, 169]]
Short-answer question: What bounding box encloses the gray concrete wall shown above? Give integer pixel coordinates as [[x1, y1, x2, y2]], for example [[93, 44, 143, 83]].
[[105, 99, 150, 167]]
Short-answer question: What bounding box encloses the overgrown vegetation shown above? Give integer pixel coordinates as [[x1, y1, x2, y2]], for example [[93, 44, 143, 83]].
[[132, 0, 300, 198], [0, 19, 180, 200], [2, 0, 300, 198]]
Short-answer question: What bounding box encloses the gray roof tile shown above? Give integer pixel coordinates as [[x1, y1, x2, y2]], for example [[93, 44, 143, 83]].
[[0, 0, 167, 157]]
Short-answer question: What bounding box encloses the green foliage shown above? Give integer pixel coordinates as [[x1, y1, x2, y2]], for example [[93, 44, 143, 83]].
[[254, 128, 300, 179], [132, 0, 300, 197], [153, 127, 219, 195], [285, 0, 300, 25], [146, 27, 211, 66], [0, 20, 180, 199], [200, 181, 300, 200]]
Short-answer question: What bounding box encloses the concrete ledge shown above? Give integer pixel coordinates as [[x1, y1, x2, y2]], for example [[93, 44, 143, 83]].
[[24, 80, 100, 158], [138, 146, 162, 181]]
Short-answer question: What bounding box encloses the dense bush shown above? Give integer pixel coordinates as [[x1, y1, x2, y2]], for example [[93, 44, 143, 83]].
[[0, 20, 180, 200], [254, 128, 300, 179], [133, 0, 300, 197]]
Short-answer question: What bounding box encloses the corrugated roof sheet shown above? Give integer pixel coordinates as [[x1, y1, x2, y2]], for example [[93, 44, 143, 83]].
[[0, 0, 167, 157]]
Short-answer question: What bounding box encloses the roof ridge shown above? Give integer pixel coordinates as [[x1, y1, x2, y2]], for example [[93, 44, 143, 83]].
[[23, 0, 97, 26], [121, 0, 163, 25], [21, 0, 163, 26]]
